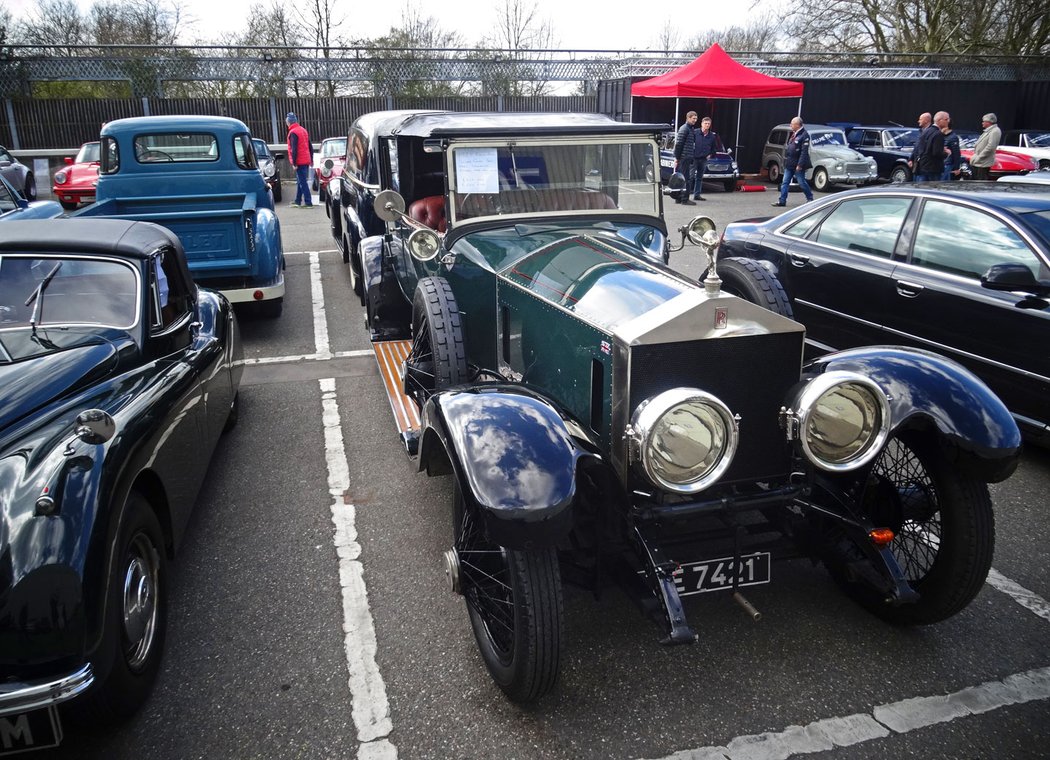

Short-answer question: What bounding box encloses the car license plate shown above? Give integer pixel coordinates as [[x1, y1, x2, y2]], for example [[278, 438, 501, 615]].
[[660, 159, 675, 168], [672, 552, 771, 596], [0, 707, 62, 755]]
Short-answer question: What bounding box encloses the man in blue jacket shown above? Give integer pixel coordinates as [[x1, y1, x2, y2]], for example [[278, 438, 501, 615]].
[[772, 117, 813, 206], [692, 116, 723, 201]]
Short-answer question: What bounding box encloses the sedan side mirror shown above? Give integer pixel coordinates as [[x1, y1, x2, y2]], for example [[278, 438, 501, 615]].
[[664, 172, 686, 195], [981, 263, 1050, 298]]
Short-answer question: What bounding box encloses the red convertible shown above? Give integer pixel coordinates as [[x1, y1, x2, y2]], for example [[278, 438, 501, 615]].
[[312, 137, 346, 203], [958, 132, 1037, 179], [52, 141, 100, 210]]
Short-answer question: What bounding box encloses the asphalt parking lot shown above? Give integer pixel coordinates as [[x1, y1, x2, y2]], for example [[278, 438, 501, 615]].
[[34, 178, 1050, 760]]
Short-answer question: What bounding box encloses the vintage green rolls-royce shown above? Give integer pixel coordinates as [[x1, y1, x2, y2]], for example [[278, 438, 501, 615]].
[[355, 111, 1021, 703]]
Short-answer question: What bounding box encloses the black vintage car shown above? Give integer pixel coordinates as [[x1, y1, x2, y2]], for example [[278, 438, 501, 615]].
[[352, 111, 1020, 703], [252, 137, 283, 203], [0, 219, 241, 753], [844, 125, 920, 182], [716, 183, 1050, 443]]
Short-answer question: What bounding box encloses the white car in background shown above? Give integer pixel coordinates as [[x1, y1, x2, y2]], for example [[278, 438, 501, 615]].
[[998, 130, 1050, 171], [996, 172, 1050, 185]]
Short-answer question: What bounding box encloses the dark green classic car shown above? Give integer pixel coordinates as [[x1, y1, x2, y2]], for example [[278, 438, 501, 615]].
[[355, 111, 1021, 703]]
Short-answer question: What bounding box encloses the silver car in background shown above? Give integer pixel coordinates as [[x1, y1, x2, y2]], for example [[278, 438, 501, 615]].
[[763, 123, 878, 192]]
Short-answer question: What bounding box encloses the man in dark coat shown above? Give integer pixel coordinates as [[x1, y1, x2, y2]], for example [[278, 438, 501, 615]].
[[692, 116, 724, 201], [908, 112, 945, 182], [672, 111, 698, 205], [772, 117, 813, 206]]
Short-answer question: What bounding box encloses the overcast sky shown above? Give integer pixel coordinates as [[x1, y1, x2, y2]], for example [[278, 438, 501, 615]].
[[0, 0, 753, 50]]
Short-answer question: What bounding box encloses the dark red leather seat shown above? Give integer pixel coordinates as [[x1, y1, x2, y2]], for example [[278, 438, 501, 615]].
[[407, 195, 447, 233]]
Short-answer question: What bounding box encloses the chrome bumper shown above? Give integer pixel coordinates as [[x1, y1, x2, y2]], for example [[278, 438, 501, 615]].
[[0, 665, 94, 716]]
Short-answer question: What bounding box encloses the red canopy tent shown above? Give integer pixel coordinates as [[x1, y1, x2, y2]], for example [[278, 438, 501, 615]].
[[631, 43, 804, 154]]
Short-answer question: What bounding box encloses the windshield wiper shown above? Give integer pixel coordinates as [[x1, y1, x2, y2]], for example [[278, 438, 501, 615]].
[[24, 261, 63, 337]]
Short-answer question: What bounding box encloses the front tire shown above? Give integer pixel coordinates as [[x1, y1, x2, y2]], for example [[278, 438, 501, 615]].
[[723, 179, 736, 193], [404, 277, 467, 407], [60, 200, 78, 211], [831, 433, 994, 625], [890, 165, 912, 184], [23, 174, 36, 201], [812, 167, 830, 192], [84, 492, 167, 721], [451, 482, 562, 703], [272, 181, 282, 203], [767, 162, 782, 185], [711, 257, 794, 318]]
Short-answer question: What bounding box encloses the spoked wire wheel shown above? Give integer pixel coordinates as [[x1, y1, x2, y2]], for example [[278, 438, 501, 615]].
[[403, 277, 467, 408], [451, 482, 562, 702], [834, 432, 994, 624]]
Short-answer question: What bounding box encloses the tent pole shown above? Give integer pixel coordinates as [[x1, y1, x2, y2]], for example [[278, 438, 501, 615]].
[[798, 97, 803, 118], [675, 97, 680, 128], [735, 99, 742, 156]]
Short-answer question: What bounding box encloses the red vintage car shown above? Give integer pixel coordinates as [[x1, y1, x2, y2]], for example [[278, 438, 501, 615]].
[[52, 141, 100, 210], [958, 132, 1038, 178], [312, 136, 346, 203]]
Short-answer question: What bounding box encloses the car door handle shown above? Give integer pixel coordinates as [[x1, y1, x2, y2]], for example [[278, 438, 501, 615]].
[[788, 253, 809, 267], [895, 280, 924, 297]]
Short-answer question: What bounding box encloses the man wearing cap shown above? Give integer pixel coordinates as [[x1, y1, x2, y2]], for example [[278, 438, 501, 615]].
[[286, 112, 314, 207], [970, 113, 1001, 181]]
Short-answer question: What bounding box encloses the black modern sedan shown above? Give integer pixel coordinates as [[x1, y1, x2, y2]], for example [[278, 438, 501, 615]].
[[715, 183, 1050, 443]]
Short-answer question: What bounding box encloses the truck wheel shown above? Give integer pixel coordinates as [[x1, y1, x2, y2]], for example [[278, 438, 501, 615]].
[[710, 257, 794, 318], [890, 165, 911, 184], [767, 162, 782, 185], [450, 482, 562, 703], [404, 277, 467, 406], [82, 492, 167, 721], [829, 432, 994, 625], [812, 167, 831, 192]]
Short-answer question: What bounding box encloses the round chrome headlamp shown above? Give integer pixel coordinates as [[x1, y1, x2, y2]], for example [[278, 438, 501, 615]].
[[55, 170, 68, 184], [631, 388, 738, 494], [321, 159, 334, 177], [260, 159, 275, 176], [794, 371, 890, 472]]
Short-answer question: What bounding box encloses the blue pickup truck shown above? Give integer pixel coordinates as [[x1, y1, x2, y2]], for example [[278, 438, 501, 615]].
[[73, 115, 285, 317]]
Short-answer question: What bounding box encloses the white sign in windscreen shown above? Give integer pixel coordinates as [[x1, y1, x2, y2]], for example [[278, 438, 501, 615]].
[[454, 148, 499, 193]]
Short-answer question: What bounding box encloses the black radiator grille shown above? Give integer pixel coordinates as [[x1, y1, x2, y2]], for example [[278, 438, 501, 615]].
[[630, 333, 803, 484]]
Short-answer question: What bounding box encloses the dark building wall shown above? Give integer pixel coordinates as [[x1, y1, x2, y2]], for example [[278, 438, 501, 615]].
[[612, 78, 1047, 174]]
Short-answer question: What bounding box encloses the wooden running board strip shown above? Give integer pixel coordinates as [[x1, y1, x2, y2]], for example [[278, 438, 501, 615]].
[[372, 340, 421, 436]]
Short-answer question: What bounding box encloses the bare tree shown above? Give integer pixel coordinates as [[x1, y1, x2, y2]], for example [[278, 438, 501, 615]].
[[784, 0, 1049, 56], [687, 20, 782, 54], [11, 0, 87, 50], [88, 0, 184, 46], [482, 0, 557, 96], [289, 0, 347, 96], [652, 20, 682, 53], [364, 2, 468, 97]]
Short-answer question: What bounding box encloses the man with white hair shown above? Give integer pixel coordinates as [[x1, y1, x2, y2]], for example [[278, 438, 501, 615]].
[[970, 113, 1002, 181]]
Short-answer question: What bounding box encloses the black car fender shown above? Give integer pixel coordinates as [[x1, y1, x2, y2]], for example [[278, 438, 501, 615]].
[[802, 346, 1022, 482], [361, 235, 411, 337], [417, 386, 595, 550]]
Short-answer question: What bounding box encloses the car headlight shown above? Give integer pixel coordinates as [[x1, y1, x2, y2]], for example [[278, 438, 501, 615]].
[[321, 159, 334, 177], [731, 161, 738, 170], [55, 170, 68, 184], [834, 162, 844, 171], [261, 159, 275, 176], [630, 388, 738, 494], [787, 371, 890, 472]]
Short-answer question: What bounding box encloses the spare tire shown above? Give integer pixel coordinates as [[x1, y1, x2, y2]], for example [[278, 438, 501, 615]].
[[708, 257, 794, 319]]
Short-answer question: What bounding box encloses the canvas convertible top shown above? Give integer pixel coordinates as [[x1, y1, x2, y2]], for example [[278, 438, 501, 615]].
[[389, 112, 669, 139]]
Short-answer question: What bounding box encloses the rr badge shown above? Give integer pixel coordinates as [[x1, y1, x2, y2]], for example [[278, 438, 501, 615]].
[[714, 307, 728, 329]]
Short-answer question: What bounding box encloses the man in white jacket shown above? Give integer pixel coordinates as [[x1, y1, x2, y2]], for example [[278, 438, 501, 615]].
[[970, 113, 1002, 180]]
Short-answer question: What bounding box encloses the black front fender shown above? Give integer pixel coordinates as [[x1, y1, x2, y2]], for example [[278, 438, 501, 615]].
[[419, 386, 592, 550], [804, 346, 1022, 482]]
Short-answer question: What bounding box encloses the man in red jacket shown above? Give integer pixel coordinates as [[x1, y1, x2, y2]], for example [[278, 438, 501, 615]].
[[286, 112, 314, 207]]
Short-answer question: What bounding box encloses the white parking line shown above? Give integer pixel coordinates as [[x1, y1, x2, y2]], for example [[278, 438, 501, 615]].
[[319, 377, 397, 758], [285, 249, 339, 256], [310, 252, 331, 357], [239, 350, 374, 367], [645, 569, 1050, 760], [643, 666, 1050, 760]]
